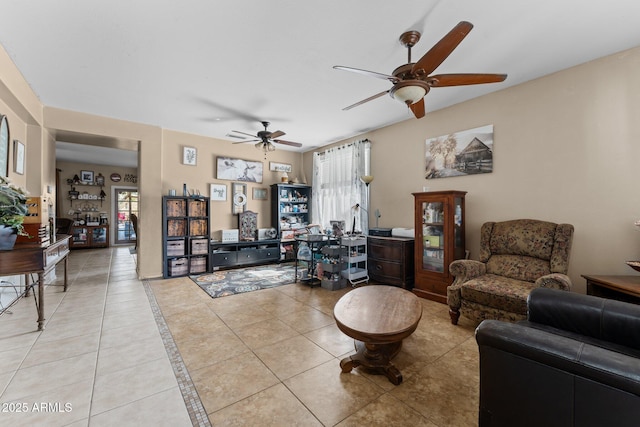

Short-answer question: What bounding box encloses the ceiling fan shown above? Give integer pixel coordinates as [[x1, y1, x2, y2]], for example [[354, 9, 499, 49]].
[[231, 121, 302, 152], [334, 21, 507, 119]]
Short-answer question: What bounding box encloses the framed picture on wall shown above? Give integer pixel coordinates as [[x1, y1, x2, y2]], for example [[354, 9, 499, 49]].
[[252, 188, 267, 200], [183, 146, 197, 165], [210, 183, 227, 201], [13, 140, 24, 175], [269, 162, 292, 173], [0, 115, 9, 178], [216, 157, 263, 183]]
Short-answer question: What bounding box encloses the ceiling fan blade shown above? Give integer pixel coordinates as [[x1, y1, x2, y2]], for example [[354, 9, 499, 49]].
[[428, 73, 507, 87], [333, 66, 399, 83], [273, 139, 303, 148], [232, 139, 259, 144], [412, 21, 474, 75], [269, 130, 285, 139], [343, 90, 390, 111], [231, 130, 259, 139], [409, 98, 425, 119]]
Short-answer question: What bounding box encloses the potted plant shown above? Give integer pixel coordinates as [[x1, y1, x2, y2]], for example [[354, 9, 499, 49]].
[[0, 176, 28, 249]]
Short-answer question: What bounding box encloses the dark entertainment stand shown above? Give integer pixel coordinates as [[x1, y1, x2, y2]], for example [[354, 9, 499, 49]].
[[210, 239, 281, 270]]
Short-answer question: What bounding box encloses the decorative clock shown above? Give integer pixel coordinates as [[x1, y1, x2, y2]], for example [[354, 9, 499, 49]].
[[231, 182, 247, 214]]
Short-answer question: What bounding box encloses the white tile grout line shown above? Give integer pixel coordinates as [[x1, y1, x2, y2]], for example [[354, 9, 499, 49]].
[[142, 279, 211, 427]]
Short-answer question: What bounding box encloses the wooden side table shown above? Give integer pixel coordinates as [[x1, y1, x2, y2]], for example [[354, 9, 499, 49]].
[[582, 275, 640, 304]]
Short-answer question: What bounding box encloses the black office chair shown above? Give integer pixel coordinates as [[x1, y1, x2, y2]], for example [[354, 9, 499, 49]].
[[55, 218, 74, 236]]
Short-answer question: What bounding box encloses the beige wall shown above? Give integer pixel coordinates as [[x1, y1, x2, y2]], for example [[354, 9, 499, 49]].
[[56, 160, 138, 241], [304, 47, 640, 293], [3, 38, 640, 289], [160, 129, 305, 233]]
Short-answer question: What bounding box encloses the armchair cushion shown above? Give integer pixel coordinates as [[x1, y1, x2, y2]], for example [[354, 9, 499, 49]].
[[460, 274, 537, 315]]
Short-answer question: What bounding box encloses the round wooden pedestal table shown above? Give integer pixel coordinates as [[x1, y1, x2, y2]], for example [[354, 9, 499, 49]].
[[333, 285, 423, 385]]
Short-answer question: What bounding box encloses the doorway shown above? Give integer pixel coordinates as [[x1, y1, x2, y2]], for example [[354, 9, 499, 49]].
[[114, 188, 138, 245]]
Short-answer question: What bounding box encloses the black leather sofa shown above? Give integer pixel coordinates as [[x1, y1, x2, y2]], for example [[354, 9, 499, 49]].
[[475, 287, 640, 427]]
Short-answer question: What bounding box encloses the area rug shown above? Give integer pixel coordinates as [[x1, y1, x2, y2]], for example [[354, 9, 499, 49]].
[[191, 263, 297, 299]]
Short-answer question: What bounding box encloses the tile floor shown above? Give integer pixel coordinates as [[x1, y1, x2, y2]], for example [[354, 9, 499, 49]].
[[0, 247, 480, 426]]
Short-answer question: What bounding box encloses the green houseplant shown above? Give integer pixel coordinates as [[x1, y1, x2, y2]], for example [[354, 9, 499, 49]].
[[0, 176, 29, 249]]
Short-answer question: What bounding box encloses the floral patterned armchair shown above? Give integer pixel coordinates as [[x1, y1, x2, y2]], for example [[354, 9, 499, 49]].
[[447, 219, 574, 325]]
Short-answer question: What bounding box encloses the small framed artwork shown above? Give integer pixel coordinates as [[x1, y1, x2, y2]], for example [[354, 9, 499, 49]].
[[13, 140, 25, 175], [210, 183, 227, 201], [95, 173, 105, 186], [269, 162, 292, 173], [183, 146, 197, 166], [81, 170, 94, 183], [252, 188, 268, 200]]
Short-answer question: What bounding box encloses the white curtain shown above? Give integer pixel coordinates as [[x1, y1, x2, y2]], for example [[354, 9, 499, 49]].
[[312, 139, 371, 234]]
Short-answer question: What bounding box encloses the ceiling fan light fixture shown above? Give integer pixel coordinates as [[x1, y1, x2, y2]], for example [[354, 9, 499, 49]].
[[390, 81, 428, 105], [254, 141, 277, 152]]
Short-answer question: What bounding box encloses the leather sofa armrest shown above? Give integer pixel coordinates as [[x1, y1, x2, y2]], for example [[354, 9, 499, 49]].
[[527, 288, 640, 350], [476, 320, 640, 395], [534, 273, 572, 291]]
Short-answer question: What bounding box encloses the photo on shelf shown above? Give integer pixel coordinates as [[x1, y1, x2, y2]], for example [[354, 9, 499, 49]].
[[80, 170, 94, 183]]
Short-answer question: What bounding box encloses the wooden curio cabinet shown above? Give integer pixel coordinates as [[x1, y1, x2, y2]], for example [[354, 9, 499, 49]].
[[412, 190, 466, 303]]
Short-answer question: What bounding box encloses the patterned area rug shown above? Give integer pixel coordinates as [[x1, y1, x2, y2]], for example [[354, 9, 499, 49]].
[[191, 263, 297, 299]]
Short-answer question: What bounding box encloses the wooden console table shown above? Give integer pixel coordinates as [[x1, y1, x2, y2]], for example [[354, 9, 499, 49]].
[[0, 235, 71, 330], [583, 275, 640, 304]]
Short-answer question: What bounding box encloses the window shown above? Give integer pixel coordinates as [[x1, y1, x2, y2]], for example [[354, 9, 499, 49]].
[[312, 140, 370, 234]]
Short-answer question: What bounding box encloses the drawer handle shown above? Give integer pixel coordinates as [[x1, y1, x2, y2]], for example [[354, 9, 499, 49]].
[[376, 264, 383, 271]]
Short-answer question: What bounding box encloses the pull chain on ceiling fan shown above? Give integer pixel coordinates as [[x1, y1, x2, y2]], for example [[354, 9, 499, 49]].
[[334, 21, 507, 119], [231, 121, 302, 154]]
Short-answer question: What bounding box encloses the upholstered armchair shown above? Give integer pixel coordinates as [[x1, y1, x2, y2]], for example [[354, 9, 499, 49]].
[[447, 219, 574, 325]]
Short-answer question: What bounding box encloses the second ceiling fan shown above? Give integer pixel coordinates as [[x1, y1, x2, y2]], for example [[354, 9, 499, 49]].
[[334, 21, 507, 119], [232, 121, 302, 152]]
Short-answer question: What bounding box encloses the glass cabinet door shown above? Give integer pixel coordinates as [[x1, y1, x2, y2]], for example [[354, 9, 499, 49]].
[[71, 227, 89, 245], [422, 201, 445, 272], [91, 226, 107, 244], [454, 196, 465, 259]]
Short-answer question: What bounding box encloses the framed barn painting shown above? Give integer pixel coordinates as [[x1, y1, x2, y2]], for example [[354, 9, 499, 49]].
[[425, 124, 494, 179]]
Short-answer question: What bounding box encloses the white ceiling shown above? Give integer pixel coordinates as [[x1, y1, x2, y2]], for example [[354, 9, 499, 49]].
[[2, 0, 640, 164]]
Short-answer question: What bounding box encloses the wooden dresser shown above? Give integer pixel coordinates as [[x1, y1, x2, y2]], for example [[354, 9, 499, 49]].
[[367, 236, 414, 289]]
